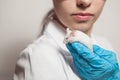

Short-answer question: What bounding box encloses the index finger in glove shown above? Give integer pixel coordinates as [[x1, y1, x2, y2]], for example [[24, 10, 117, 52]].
[[93, 45, 118, 64], [70, 42, 104, 62], [66, 42, 88, 66]]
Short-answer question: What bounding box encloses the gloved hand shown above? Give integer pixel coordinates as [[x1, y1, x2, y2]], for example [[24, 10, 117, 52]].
[[66, 42, 120, 80]]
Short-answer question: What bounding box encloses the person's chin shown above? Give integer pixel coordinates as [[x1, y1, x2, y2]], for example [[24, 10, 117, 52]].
[[73, 24, 90, 30]]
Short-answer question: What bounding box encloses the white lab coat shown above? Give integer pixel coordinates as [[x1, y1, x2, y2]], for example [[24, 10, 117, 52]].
[[13, 19, 119, 80]]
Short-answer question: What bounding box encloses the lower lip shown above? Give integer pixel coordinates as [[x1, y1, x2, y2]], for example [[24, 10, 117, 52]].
[[72, 15, 91, 21]]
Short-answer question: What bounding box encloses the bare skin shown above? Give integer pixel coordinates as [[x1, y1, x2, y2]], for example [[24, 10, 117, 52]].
[[53, 0, 106, 36]]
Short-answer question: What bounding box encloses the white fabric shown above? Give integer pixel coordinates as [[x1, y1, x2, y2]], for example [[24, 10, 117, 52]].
[[13, 19, 119, 80], [64, 28, 93, 51]]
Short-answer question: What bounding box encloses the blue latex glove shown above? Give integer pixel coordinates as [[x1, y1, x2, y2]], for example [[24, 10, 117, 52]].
[[66, 42, 120, 80]]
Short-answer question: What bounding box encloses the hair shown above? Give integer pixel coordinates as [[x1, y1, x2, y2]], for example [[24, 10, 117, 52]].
[[38, 9, 55, 37]]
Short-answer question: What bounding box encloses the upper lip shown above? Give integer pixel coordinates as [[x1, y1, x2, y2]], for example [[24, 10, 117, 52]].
[[71, 12, 94, 16]]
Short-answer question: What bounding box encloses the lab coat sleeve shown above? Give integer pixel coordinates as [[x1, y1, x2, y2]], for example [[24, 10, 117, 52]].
[[13, 48, 33, 80]]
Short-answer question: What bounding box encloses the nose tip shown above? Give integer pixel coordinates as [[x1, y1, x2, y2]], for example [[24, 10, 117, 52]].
[[77, 0, 91, 8]]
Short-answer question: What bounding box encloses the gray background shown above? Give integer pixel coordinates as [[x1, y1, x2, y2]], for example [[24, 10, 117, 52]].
[[0, 0, 120, 80]]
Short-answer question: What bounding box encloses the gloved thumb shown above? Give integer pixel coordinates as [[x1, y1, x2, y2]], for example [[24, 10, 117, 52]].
[[93, 45, 104, 54]]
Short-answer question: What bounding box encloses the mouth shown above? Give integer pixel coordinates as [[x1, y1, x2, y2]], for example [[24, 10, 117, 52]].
[[71, 12, 94, 21]]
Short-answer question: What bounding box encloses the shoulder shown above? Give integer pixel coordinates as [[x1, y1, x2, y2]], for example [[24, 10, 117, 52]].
[[19, 34, 60, 58], [15, 34, 67, 80], [92, 35, 114, 51]]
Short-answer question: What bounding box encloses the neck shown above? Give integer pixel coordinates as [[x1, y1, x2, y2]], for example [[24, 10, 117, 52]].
[[84, 28, 92, 37], [53, 14, 67, 30]]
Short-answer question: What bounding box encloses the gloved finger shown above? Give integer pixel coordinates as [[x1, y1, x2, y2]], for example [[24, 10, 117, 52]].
[[72, 52, 116, 80], [73, 60, 89, 80], [70, 42, 113, 67], [70, 42, 97, 62], [93, 44, 104, 54], [93, 45, 118, 64], [66, 42, 78, 58], [66, 42, 88, 66], [113, 70, 120, 79]]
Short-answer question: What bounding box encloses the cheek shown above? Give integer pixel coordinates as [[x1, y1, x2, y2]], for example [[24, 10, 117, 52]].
[[92, 2, 105, 21], [54, 0, 75, 16], [93, 1, 105, 14], [54, 5, 74, 27], [54, 5, 68, 21]]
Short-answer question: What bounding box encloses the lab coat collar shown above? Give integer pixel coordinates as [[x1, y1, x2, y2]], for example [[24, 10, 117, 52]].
[[43, 19, 70, 56]]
